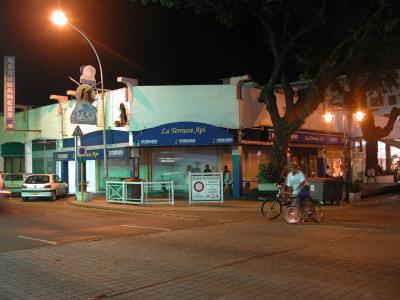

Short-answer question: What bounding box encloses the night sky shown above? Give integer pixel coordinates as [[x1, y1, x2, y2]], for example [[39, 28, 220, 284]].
[[0, 0, 269, 109]]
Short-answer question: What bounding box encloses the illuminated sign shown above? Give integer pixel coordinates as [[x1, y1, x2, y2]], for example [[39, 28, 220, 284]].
[[268, 129, 343, 145], [70, 101, 97, 125], [54, 147, 127, 161], [133, 122, 236, 146], [4, 56, 15, 131]]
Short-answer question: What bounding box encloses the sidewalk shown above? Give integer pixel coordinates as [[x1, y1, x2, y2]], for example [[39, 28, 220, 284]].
[[65, 182, 400, 213]]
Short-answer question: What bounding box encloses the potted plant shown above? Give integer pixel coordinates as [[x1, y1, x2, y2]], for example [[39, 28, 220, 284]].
[[256, 163, 281, 191], [348, 179, 362, 202]]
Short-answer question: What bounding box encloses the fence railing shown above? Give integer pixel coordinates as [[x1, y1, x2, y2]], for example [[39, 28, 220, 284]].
[[106, 181, 174, 205]]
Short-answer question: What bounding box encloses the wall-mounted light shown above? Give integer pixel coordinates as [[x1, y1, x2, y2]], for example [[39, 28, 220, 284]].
[[323, 112, 335, 123]]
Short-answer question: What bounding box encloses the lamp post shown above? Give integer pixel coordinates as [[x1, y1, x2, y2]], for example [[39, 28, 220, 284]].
[[51, 9, 108, 186], [323, 108, 364, 202]]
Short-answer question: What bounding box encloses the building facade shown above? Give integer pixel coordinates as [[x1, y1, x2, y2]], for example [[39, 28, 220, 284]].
[[1, 75, 397, 196]]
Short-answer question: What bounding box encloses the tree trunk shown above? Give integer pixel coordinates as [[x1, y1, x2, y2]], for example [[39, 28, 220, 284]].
[[365, 136, 378, 174], [272, 132, 289, 168]]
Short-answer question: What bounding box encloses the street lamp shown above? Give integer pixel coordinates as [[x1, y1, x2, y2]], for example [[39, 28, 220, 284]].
[[323, 108, 364, 202], [51, 9, 109, 186]]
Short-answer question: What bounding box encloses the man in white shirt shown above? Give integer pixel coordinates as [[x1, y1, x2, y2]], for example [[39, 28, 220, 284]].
[[286, 162, 310, 208]]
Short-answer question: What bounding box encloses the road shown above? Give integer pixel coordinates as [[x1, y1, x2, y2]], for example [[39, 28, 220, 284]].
[[0, 194, 399, 299]]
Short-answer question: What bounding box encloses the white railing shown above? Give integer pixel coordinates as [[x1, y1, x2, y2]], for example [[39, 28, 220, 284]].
[[106, 181, 174, 205]]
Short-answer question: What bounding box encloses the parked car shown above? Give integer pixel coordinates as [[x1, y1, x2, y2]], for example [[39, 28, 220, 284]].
[[21, 174, 68, 201], [2, 173, 25, 195]]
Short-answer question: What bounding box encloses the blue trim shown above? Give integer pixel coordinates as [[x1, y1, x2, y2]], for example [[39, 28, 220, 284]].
[[54, 147, 128, 161], [232, 151, 242, 197], [62, 130, 129, 148], [133, 122, 236, 147]]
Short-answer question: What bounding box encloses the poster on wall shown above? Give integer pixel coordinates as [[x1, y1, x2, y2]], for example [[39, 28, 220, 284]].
[[189, 173, 223, 205], [4, 56, 15, 131]]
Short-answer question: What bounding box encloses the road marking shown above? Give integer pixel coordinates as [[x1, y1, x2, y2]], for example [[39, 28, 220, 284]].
[[120, 225, 171, 231], [17, 236, 58, 245]]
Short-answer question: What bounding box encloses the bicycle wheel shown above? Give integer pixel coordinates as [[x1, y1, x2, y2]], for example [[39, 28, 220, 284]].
[[283, 206, 302, 223], [310, 202, 324, 222], [261, 199, 282, 220]]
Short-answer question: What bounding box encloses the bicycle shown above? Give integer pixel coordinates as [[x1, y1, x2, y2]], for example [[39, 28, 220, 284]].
[[260, 182, 292, 220], [283, 197, 323, 223], [261, 183, 323, 223]]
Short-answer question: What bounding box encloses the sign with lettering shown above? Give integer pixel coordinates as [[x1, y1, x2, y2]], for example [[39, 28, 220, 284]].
[[268, 129, 343, 145], [54, 147, 127, 161], [189, 173, 224, 205], [4, 56, 15, 131], [133, 122, 236, 147], [70, 101, 97, 125]]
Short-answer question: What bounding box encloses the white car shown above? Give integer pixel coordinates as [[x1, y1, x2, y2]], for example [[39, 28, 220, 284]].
[[21, 174, 68, 202]]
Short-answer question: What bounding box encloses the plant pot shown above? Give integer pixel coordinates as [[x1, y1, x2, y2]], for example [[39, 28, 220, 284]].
[[258, 183, 278, 192], [75, 192, 93, 202], [348, 191, 361, 202]]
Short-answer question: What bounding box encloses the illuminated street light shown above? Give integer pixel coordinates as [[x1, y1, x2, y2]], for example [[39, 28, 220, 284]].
[[323, 112, 334, 123], [354, 110, 365, 122], [50, 10, 67, 26], [51, 9, 109, 187], [322, 107, 365, 202]]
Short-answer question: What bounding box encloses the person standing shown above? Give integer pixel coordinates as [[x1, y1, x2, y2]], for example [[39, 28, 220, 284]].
[[223, 165, 232, 196], [203, 164, 212, 173]]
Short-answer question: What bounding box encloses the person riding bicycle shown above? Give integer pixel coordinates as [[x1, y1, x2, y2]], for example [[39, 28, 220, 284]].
[[286, 162, 310, 210]]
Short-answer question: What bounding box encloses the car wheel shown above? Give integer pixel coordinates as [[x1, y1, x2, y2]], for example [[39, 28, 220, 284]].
[[50, 191, 57, 202], [64, 187, 69, 198], [22, 197, 29, 202]]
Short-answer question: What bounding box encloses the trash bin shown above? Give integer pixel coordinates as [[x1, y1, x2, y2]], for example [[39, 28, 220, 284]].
[[122, 178, 144, 199], [308, 178, 344, 205]]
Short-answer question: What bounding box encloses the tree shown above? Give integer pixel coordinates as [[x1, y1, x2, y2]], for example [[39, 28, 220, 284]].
[[333, 37, 400, 174], [137, 0, 400, 168]]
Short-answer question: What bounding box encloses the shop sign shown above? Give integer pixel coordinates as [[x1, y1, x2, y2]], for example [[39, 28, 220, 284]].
[[54, 147, 127, 161], [70, 101, 97, 125], [4, 56, 15, 131], [133, 122, 235, 147], [269, 129, 343, 145]]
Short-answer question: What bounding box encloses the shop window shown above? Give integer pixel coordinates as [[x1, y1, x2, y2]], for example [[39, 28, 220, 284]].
[[33, 158, 45, 174], [388, 95, 397, 106], [4, 157, 25, 173], [370, 96, 383, 107]]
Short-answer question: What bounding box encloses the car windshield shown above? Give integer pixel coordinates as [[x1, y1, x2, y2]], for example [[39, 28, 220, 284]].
[[4, 174, 23, 181], [25, 175, 50, 184]]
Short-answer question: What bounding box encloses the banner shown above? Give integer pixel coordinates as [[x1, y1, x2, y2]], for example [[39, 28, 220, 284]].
[[133, 122, 236, 146], [4, 56, 15, 131]]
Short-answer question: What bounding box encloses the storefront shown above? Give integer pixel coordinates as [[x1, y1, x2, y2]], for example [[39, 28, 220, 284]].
[[54, 130, 130, 193], [1, 142, 25, 173], [133, 122, 236, 192], [32, 139, 57, 174]]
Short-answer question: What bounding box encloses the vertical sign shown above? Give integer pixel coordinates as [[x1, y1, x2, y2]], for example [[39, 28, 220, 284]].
[[4, 56, 15, 131]]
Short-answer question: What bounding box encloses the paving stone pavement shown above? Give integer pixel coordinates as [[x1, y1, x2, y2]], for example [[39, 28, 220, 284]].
[[1, 218, 399, 300]]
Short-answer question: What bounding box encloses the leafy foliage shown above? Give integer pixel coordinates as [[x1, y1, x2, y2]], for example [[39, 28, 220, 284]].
[[256, 162, 281, 183], [136, 0, 400, 169]]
